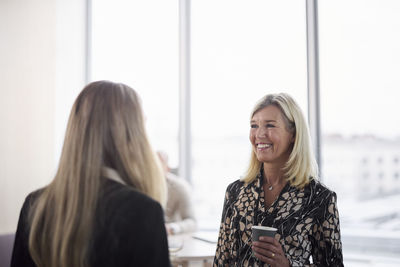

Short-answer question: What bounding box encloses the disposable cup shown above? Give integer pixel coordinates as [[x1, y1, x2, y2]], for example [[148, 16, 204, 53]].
[[251, 225, 277, 241]]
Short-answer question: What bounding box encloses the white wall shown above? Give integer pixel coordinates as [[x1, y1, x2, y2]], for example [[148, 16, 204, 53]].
[[0, 0, 86, 234]]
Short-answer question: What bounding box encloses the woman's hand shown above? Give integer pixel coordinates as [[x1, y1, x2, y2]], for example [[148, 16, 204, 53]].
[[252, 236, 290, 267]]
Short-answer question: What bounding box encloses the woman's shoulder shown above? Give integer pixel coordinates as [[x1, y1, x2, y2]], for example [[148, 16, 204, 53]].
[[103, 179, 161, 209], [301, 178, 338, 206], [97, 180, 164, 229], [307, 179, 336, 195], [224, 177, 259, 199], [225, 178, 245, 194], [97, 180, 163, 227], [22, 187, 46, 208]]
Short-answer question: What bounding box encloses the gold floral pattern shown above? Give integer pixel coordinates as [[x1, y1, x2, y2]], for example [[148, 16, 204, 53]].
[[213, 170, 343, 266]]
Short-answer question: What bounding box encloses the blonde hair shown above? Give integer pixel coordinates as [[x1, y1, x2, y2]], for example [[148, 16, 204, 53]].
[[28, 81, 166, 267], [241, 93, 318, 188]]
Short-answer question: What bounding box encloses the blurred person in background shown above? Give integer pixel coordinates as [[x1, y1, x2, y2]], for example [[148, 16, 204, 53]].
[[11, 81, 171, 267], [158, 151, 197, 235], [214, 93, 343, 266]]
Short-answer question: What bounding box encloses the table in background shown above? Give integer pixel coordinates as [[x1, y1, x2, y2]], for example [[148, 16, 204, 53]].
[[170, 231, 218, 267]]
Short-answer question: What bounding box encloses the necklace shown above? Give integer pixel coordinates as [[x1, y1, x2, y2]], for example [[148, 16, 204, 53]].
[[266, 177, 281, 191]]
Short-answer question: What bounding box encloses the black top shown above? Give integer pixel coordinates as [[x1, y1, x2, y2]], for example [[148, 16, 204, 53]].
[[214, 170, 344, 267], [11, 179, 171, 267]]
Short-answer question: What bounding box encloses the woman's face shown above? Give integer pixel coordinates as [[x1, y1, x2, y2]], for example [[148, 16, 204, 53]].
[[249, 105, 294, 167]]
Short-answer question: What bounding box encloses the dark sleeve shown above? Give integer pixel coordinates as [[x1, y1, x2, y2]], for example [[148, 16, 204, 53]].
[[311, 192, 344, 267], [11, 194, 36, 267], [110, 194, 171, 267], [131, 201, 171, 267], [213, 181, 240, 266]]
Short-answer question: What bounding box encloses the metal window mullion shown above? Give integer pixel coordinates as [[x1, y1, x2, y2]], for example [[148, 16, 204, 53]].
[[179, 0, 192, 183], [306, 0, 322, 175], [85, 0, 92, 84]]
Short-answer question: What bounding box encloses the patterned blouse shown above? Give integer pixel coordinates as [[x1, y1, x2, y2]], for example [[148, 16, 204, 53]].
[[213, 170, 343, 267]]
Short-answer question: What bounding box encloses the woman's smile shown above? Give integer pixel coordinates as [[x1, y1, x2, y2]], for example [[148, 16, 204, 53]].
[[250, 105, 294, 166]]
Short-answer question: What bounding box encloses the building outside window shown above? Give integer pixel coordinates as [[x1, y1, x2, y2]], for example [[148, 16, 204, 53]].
[[319, 0, 400, 261]]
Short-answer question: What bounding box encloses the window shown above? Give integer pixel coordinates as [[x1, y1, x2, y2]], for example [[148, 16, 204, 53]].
[[319, 0, 400, 259], [191, 0, 307, 229], [90, 0, 400, 264], [91, 0, 180, 166]]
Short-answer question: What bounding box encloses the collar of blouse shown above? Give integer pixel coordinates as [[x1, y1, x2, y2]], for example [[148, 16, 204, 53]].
[[101, 166, 126, 185]]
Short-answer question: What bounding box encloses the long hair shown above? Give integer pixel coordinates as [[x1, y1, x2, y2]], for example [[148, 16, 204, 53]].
[[241, 93, 318, 188], [28, 81, 166, 267]]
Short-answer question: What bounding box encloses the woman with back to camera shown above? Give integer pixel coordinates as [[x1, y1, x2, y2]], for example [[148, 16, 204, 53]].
[[11, 81, 171, 267], [214, 93, 343, 266]]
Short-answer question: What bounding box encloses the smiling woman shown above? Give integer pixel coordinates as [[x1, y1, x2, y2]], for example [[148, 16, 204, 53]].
[[213, 93, 343, 267], [243, 93, 317, 189], [250, 105, 295, 169]]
